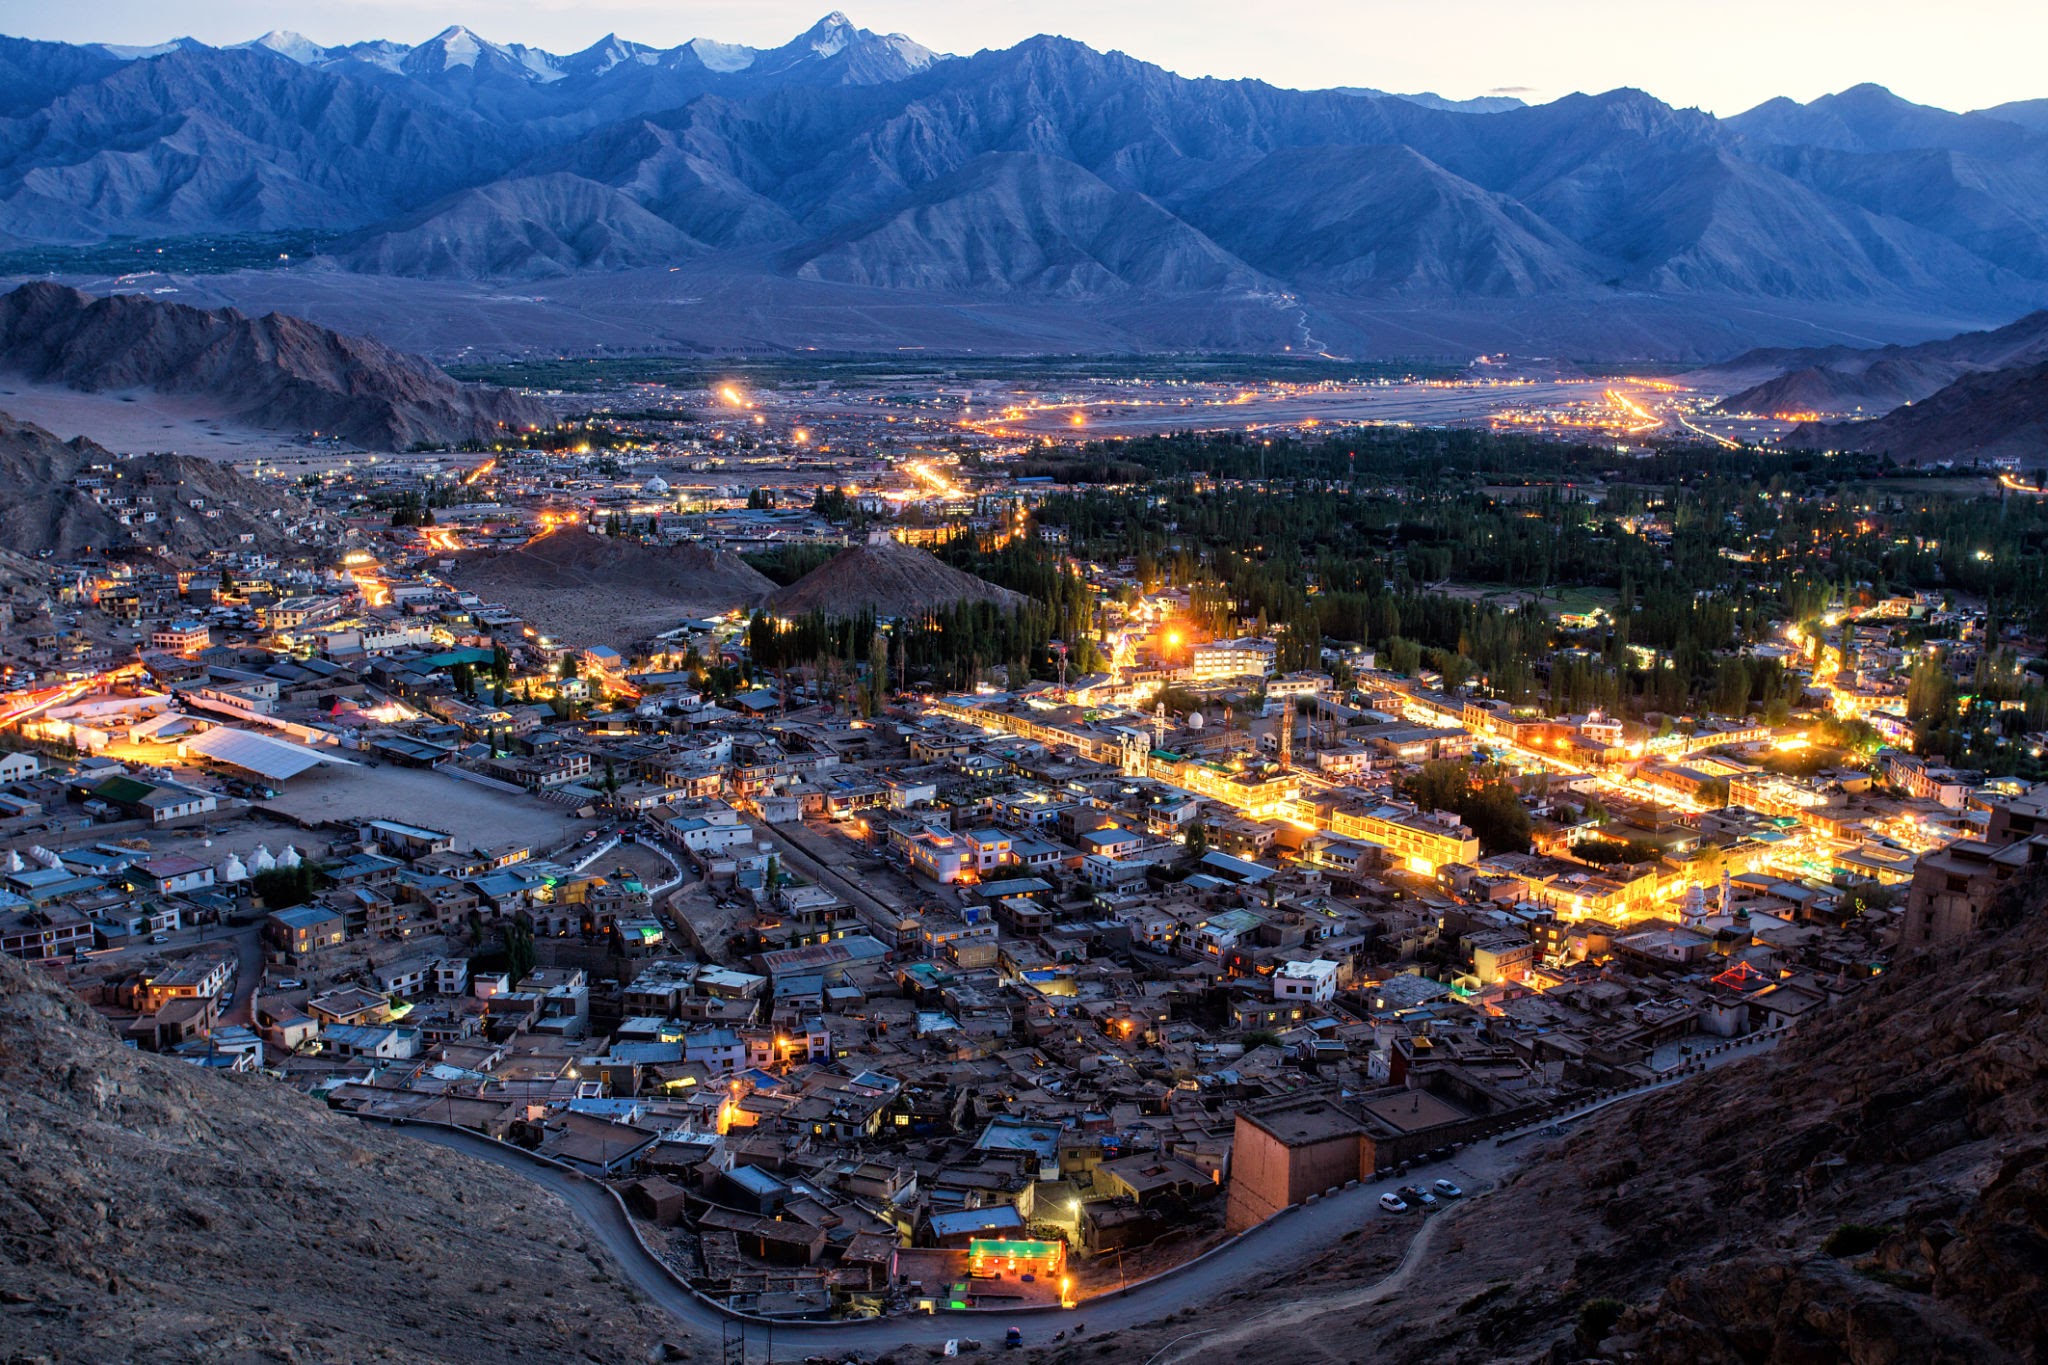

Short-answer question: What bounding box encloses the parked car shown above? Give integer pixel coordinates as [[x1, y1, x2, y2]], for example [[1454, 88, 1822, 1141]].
[[150, 932, 170, 944], [1433, 1179, 1464, 1199], [275, 978, 304, 990], [1378, 1192, 1409, 1213], [1398, 1184, 1439, 1208], [1005, 1326, 1024, 1348]]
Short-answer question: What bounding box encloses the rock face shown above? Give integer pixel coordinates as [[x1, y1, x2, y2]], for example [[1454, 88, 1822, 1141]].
[[0, 411, 316, 560], [1213, 875, 2048, 1365], [0, 953, 664, 1363], [446, 527, 775, 646], [0, 283, 547, 450], [766, 540, 1027, 619], [1788, 358, 2048, 464]]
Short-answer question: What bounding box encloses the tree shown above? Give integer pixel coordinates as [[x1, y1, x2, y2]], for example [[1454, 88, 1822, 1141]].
[[503, 913, 536, 986]]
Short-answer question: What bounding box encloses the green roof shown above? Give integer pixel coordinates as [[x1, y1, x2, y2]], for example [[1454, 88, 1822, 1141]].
[[92, 776, 157, 806]]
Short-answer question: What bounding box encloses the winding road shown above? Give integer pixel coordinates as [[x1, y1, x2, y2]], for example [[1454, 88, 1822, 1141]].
[[369, 1036, 1777, 1357]]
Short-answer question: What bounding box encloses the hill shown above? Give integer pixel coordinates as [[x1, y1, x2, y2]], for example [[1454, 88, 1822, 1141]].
[[1120, 872, 2048, 1365], [0, 283, 547, 450], [1697, 308, 2048, 412], [0, 953, 665, 1363], [1787, 358, 2048, 464], [765, 539, 1028, 619], [446, 529, 774, 646], [0, 411, 319, 561], [5, 24, 2048, 354]]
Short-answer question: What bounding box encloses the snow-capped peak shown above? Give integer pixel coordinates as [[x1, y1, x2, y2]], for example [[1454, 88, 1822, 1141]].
[[686, 36, 758, 72], [805, 12, 856, 57], [244, 30, 328, 64], [98, 37, 205, 61], [433, 25, 482, 68]]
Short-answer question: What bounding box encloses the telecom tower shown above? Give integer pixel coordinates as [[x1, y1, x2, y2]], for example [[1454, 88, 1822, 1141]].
[[1051, 639, 1069, 694], [1278, 697, 1294, 770]]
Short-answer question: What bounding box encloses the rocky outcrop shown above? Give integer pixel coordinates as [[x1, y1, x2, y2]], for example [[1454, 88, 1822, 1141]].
[[0, 283, 548, 450], [0, 411, 318, 560]]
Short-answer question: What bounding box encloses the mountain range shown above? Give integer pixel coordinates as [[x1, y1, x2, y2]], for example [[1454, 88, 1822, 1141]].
[[3, 17, 2048, 356]]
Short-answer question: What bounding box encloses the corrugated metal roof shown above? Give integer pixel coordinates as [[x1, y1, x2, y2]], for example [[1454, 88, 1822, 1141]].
[[185, 727, 357, 781]]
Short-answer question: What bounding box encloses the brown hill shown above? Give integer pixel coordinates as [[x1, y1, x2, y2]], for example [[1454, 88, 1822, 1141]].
[[0, 410, 321, 562], [1153, 873, 2048, 1365], [446, 528, 774, 646], [766, 539, 1027, 619], [0, 954, 664, 1363], [1788, 359, 2048, 466], [0, 282, 547, 451]]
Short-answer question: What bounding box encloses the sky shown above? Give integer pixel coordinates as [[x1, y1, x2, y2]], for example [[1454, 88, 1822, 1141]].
[[0, 0, 2040, 117]]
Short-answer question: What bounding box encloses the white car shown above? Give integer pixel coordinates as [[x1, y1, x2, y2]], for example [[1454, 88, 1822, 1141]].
[[150, 932, 170, 944], [1378, 1192, 1409, 1213], [1433, 1179, 1464, 1199], [275, 978, 305, 990]]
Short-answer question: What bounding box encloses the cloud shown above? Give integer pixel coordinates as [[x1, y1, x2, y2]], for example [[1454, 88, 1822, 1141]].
[[1487, 85, 1537, 95]]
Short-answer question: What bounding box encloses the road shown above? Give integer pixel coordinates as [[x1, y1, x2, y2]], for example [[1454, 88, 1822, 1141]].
[[374, 1036, 1776, 1357]]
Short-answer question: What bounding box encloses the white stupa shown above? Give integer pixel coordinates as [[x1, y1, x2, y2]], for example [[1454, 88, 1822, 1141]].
[[218, 853, 248, 883], [5, 850, 21, 873], [278, 845, 302, 869], [31, 846, 61, 869], [250, 844, 277, 873]]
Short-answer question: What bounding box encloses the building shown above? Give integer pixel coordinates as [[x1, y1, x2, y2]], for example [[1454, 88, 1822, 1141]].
[[1273, 958, 1339, 1006], [1189, 637, 1276, 683], [151, 620, 211, 654], [1900, 790, 2048, 944], [266, 905, 347, 956], [1225, 1093, 1369, 1233], [1326, 801, 1482, 874]]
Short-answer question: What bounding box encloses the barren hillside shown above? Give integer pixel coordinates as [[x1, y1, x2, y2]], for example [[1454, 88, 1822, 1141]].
[[766, 540, 1027, 619], [447, 528, 774, 646], [0, 954, 666, 1364]]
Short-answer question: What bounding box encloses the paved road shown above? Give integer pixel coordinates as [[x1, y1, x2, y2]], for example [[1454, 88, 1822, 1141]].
[[378, 1037, 1778, 1357]]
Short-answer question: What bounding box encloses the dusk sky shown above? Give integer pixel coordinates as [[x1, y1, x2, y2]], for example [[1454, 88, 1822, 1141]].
[[0, 0, 2038, 117]]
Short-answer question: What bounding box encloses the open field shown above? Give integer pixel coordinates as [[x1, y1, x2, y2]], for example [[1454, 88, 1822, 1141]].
[[256, 762, 594, 852]]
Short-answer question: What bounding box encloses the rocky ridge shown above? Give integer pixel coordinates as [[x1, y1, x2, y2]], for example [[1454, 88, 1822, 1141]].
[[0, 283, 548, 450]]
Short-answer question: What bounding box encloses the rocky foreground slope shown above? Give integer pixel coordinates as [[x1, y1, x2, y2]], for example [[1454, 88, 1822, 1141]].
[[0, 283, 547, 450], [1148, 874, 2048, 1365], [0, 954, 666, 1364]]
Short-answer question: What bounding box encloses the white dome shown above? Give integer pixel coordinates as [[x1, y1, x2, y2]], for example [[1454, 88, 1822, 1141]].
[[250, 844, 277, 872], [645, 475, 670, 495], [219, 854, 248, 883], [278, 845, 302, 869]]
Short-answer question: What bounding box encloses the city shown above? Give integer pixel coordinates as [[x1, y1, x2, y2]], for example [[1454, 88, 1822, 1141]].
[[2, 4, 2047, 1363], [2, 356, 2045, 1358]]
